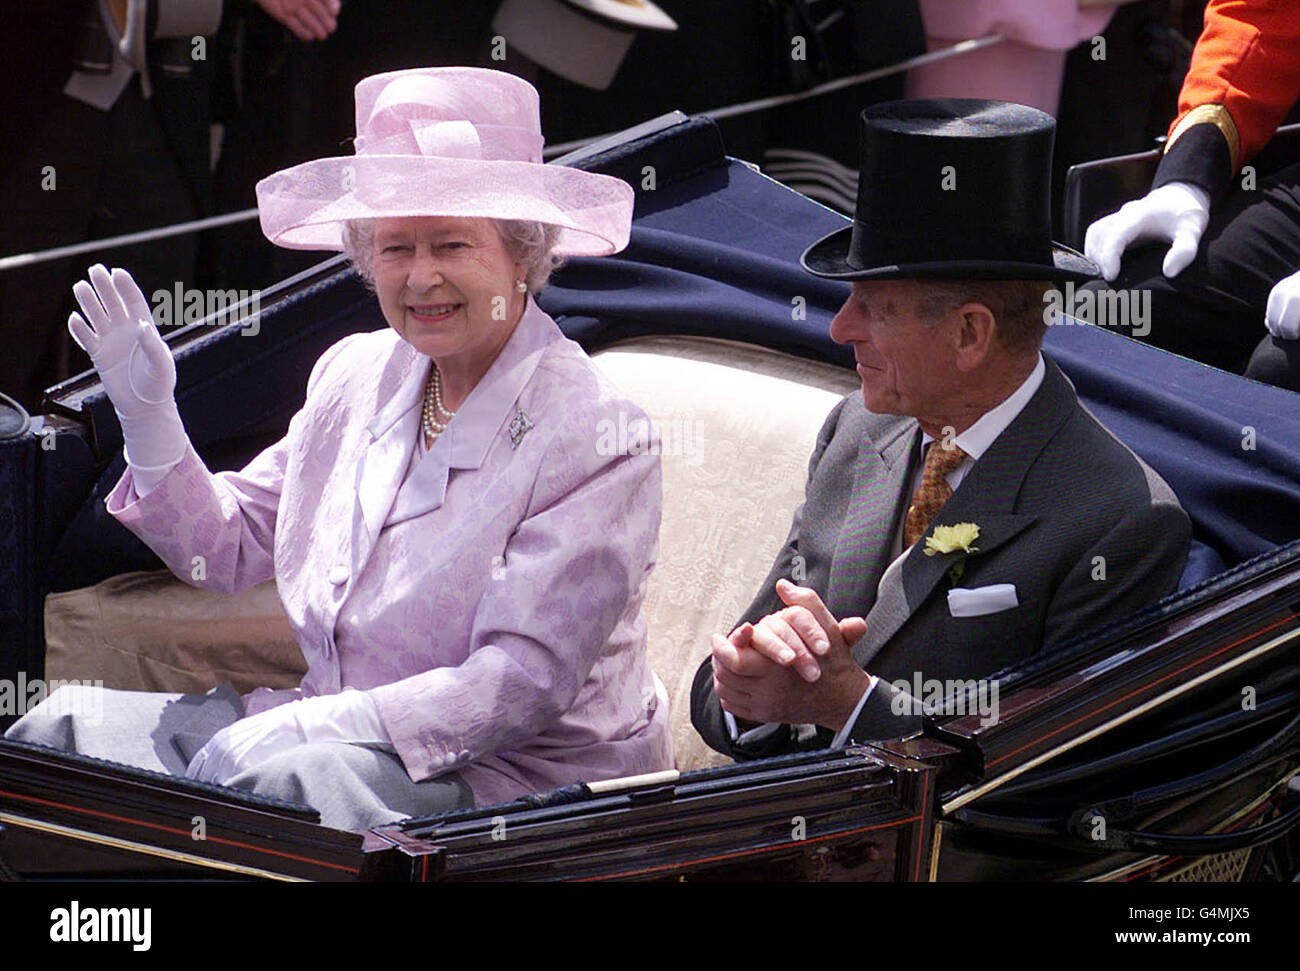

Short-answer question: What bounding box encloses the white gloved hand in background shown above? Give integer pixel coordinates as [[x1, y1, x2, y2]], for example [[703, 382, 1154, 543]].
[[68, 264, 189, 492], [1265, 267, 1300, 340], [1084, 181, 1212, 281], [185, 689, 391, 786]]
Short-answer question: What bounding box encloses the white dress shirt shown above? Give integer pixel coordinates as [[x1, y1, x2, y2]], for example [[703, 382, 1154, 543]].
[[726, 353, 1046, 748]]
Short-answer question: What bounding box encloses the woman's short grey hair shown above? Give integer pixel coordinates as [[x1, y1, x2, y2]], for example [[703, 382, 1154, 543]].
[[341, 218, 565, 294]]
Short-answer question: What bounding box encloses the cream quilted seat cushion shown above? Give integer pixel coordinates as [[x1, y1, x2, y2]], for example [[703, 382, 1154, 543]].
[[592, 337, 859, 772], [42, 335, 858, 776]]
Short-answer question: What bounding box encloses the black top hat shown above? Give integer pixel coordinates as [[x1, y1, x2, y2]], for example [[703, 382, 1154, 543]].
[[801, 99, 1098, 282]]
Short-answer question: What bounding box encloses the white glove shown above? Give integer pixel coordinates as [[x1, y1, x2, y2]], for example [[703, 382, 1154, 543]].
[[1265, 267, 1300, 340], [185, 689, 391, 785], [1084, 181, 1212, 281], [68, 265, 189, 492]]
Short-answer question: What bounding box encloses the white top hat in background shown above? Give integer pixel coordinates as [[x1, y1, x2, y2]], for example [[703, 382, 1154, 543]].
[[492, 0, 678, 91]]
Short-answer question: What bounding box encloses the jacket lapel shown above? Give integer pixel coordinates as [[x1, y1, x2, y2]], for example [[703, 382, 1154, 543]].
[[825, 419, 919, 619], [851, 511, 1037, 669], [355, 347, 428, 545], [386, 450, 451, 526], [354, 297, 559, 536], [850, 355, 1077, 669]]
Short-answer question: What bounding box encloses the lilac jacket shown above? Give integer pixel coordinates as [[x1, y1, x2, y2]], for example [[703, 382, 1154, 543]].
[[106, 299, 673, 807]]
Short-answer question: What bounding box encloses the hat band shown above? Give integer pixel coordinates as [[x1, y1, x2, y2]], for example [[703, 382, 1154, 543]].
[[848, 223, 1053, 270], [355, 120, 544, 162]]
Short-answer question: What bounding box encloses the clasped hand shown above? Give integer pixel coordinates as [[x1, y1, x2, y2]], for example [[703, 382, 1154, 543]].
[[254, 0, 340, 42], [711, 579, 870, 731]]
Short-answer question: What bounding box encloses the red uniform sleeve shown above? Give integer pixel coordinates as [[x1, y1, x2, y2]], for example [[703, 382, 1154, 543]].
[[1156, 0, 1300, 197], [1172, 0, 1300, 167]]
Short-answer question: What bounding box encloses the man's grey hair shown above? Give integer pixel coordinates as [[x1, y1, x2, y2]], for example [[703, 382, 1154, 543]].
[[341, 218, 566, 293], [910, 279, 1054, 354]]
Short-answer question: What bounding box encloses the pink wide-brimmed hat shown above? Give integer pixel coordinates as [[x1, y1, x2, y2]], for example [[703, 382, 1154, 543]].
[[254, 67, 634, 256]]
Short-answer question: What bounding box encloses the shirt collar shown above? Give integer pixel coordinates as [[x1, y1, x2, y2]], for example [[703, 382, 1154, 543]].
[[920, 352, 1045, 460]]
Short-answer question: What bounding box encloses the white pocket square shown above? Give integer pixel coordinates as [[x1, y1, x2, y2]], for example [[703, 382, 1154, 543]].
[[947, 583, 1019, 618]]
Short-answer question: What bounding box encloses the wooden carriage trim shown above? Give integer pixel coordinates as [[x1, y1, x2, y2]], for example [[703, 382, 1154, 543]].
[[912, 768, 930, 882], [1133, 796, 1280, 882], [1091, 775, 1294, 882], [987, 612, 1300, 769], [0, 810, 307, 881], [568, 813, 925, 882], [0, 786, 360, 876], [941, 621, 1300, 814], [928, 821, 947, 883]]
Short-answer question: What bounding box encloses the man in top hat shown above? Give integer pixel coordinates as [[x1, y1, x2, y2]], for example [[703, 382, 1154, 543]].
[[691, 99, 1192, 758]]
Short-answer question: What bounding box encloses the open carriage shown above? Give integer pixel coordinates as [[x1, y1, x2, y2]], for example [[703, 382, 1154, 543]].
[[0, 113, 1298, 882]]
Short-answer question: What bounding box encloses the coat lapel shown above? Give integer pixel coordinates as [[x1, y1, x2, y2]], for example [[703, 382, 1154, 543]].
[[850, 356, 1077, 670], [825, 419, 919, 619], [353, 296, 559, 541], [354, 347, 429, 544], [386, 450, 451, 526], [851, 511, 1037, 669]]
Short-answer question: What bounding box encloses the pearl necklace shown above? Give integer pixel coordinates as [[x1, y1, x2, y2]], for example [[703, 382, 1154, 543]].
[[422, 365, 456, 442]]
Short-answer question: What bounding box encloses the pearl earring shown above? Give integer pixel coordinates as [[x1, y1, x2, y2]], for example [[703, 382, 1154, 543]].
[[514, 280, 527, 293]]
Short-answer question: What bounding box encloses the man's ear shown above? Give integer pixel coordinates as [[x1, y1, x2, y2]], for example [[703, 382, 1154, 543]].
[[952, 301, 997, 371]]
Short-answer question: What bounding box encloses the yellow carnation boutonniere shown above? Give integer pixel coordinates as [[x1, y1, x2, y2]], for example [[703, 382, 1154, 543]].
[[924, 522, 980, 585]]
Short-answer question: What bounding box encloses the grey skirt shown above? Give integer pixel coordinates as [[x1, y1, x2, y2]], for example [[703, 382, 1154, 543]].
[[3, 682, 474, 832]]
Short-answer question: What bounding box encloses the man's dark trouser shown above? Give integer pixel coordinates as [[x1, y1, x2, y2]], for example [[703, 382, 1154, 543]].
[[1080, 159, 1300, 392]]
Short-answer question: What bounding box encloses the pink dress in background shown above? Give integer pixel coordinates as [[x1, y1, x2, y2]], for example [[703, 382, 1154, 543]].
[[908, 0, 1123, 114]]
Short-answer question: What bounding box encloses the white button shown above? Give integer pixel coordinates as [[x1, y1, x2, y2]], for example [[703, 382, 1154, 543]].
[[328, 565, 349, 585]]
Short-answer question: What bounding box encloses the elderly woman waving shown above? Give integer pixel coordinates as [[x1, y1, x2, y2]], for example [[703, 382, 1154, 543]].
[[7, 68, 673, 830]]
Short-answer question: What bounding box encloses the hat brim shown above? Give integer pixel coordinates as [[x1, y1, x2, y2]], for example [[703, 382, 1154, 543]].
[[800, 225, 1099, 282], [255, 154, 634, 257], [565, 0, 677, 30]]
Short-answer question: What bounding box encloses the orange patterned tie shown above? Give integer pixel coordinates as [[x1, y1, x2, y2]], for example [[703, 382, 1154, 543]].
[[903, 441, 968, 548]]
